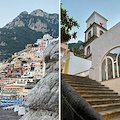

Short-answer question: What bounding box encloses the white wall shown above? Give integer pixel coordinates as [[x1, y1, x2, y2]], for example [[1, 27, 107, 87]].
[[89, 22, 120, 82], [87, 12, 107, 29], [67, 55, 91, 75], [87, 16, 95, 29], [95, 14, 107, 29]]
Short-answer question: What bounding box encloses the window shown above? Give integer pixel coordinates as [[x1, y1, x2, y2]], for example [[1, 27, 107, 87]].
[[88, 31, 91, 40], [100, 30, 103, 36], [87, 46, 90, 56]]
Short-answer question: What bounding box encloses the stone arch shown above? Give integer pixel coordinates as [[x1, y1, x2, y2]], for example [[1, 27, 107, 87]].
[[100, 47, 120, 81]]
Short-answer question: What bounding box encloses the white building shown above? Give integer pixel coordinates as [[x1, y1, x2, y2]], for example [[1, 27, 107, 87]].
[[82, 11, 120, 94], [43, 34, 53, 40], [62, 52, 91, 77], [84, 11, 108, 60], [21, 70, 34, 78]]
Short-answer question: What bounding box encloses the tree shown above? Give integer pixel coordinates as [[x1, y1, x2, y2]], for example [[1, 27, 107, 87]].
[[61, 5, 80, 43], [70, 46, 84, 58]]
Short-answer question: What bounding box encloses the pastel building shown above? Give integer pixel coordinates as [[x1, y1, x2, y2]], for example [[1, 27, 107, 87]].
[[14, 59, 22, 69], [3, 83, 29, 98], [61, 43, 69, 57]]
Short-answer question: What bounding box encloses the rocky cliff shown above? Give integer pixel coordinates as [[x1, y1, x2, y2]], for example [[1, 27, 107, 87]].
[[4, 9, 59, 34], [20, 40, 59, 120]]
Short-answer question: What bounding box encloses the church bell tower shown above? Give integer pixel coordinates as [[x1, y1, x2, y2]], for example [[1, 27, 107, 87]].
[[84, 11, 108, 60]]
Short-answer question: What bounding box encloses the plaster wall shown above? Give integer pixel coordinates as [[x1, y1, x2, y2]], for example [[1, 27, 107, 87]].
[[67, 55, 91, 75], [95, 14, 107, 29], [87, 16, 95, 29], [87, 56, 92, 61], [89, 22, 120, 82]]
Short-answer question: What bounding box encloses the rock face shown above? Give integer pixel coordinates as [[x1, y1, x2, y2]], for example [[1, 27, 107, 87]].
[[4, 9, 59, 34], [20, 40, 59, 120], [30, 9, 49, 18]]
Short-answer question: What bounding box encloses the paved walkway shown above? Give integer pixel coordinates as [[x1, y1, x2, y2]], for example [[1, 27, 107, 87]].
[[0, 107, 21, 120]]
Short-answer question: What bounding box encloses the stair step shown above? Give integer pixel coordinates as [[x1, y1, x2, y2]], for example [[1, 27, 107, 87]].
[[73, 87, 110, 91], [109, 116, 120, 120], [82, 95, 120, 100], [78, 91, 117, 95], [65, 80, 99, 84], [65, 79, 99, 83], [62, 74, 92, 81], [62, 74, 120, 120], [93, 103, 120, 112], [70, 84, 107, 88], [66, 81, 103, 85], [87, 99, 120, 105], [100, 108, 120, 120]]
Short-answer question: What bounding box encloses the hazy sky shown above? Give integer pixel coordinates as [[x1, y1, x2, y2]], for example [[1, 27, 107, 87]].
[[0, 0, 59, 28], [61, 0, 120, 43]]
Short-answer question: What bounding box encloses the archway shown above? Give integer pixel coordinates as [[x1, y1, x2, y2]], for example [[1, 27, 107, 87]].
[[101, 47, 120, 81]]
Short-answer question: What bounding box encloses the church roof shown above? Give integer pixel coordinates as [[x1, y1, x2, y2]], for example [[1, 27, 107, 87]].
[[86, 11, 108, 23]]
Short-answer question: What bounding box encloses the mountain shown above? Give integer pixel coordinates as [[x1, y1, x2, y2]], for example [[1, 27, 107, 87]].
[[67, 41, 84, 58], [67, 40, 84, 49], [0, 9, 59, 60]]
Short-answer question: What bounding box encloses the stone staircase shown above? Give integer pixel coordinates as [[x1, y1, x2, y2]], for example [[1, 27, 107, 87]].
[[62, 74, 120, 120]]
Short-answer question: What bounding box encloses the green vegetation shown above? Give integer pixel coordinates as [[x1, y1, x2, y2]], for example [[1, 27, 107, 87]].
[[0, 27, 44, 60], [70, 46, 84, 58], [68, 40, 83, 49], [61, 5, 80, 43], [68, 41, 84, 58]]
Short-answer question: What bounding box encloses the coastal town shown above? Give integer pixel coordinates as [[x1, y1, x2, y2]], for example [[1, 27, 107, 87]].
[[0, 33, 58, 101]]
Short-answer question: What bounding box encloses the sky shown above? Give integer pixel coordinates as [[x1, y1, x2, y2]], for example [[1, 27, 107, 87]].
[[61, 0, 120, 43], [111, 48, 120, 54], [0, 0, 59, 28]]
